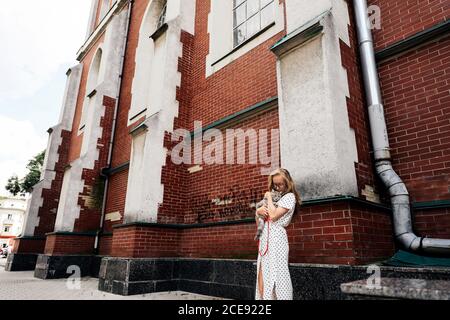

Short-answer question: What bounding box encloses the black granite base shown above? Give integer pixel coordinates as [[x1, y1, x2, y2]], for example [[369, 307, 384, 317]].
[[98, 258, 256, 299], [290, 263, 450, 300], [4, 253, 39, 271], [34, 254, 104, 279], [98, 257, 450, 299]]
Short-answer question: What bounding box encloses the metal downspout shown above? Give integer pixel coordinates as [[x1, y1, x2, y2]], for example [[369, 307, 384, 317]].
[[353, 0, 450, 254], [94, 0, 133, 254]]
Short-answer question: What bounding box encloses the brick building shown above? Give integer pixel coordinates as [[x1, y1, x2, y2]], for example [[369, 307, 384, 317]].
[[6, 0, 450, 298]]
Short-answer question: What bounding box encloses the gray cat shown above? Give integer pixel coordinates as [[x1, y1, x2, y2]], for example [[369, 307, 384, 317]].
[[254, 190, 283, 240]]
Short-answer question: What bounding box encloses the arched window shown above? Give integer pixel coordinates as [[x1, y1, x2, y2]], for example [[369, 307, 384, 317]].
[[128, 0, 168, 123], [80, 48, 103, 131]]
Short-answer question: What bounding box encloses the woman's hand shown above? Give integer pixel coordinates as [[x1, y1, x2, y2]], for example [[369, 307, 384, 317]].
[[256, 206, 269, 219]]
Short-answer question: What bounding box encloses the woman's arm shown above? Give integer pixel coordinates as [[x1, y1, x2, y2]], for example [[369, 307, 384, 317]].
[[265, 192, 289, 223]]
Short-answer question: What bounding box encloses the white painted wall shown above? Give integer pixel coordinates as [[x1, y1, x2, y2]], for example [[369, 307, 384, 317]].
[[128, 0, 165, 123], [129, 0, 195, 124], [86, 0, 100, 38], [276, 1, 359, 200], [124, 0, 195, 223], [21, 64, 82, 237]]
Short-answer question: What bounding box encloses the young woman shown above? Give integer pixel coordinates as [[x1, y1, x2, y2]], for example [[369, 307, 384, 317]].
[[255, 168, 301, 300]]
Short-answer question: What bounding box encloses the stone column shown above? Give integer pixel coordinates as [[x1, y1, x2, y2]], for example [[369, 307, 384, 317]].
[[5, 64, 82, 271], [272, 0, 359, 200]]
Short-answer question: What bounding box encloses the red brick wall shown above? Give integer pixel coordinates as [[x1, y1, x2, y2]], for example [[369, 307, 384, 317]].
[[341, 1, 383, 202], [176, 108, 280, 225], [73, 95, 116, 232], [12, 238, 46, 254], [368, 0, 449, 50], [103, 0, 286, 227], [111, 226, 180, 258], [107, 200, 395, 264], [378, 35, 450, 202], [157, 0, 286, 224], [158, 30, 194, 225], [414, 208, 450, 239], [73, 0, 449, 263], [287, 202, 394, 265], [98, 234, 113, 256], [103, 170, 128, 233], [33, 129, 72, 236], [180, 223, 258, 260], [44, 234, 95, 255]]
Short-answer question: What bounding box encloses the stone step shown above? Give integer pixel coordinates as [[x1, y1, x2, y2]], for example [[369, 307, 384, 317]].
[[341, 277, 450, 300]]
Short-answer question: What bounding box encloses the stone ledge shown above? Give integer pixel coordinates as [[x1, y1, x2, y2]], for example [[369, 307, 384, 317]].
[[340, 278, 450, 300]]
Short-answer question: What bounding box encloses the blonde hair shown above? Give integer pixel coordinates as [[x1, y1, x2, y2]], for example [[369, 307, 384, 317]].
[[267, 168, 302, 207]]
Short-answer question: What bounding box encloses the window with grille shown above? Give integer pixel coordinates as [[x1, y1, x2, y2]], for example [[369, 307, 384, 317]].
[[233, 0, 275, 47]]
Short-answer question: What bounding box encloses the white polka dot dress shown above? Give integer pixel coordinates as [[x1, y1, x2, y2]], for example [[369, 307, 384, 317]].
[[255, 192, 296, 300]]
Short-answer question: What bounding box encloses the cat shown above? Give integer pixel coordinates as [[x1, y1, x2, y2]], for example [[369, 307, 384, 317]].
[[254, 190, 283, 241]]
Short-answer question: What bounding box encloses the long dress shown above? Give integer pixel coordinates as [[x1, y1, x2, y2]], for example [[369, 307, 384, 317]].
[[255, 192, 296, 300]]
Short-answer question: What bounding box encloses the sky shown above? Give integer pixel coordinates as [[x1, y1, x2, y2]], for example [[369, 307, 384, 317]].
[[0, 0, 92, 196]]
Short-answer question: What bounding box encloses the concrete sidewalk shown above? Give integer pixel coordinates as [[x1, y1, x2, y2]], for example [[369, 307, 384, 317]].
[[0, 257, 226, 300]]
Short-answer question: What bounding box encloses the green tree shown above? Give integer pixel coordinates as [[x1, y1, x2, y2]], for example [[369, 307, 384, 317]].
[[5, 175, 21, 196], [5, 150, 46, 196]]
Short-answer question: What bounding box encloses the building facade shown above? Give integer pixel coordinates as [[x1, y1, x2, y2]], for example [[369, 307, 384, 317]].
[[6, 0, 449, 297], [0, 197, 26, 251]]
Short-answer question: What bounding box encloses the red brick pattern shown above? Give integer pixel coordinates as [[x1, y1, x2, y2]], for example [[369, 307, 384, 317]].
[[107, 200, 395, 264], [340, 1, 383, 202], [34, 129, 72, 236], [368, 0, 449, 51], [98, 234, 113, 256], [111, 226, 180, 258], [378, 35, 450, 202], [414, 208, 450, 239], [74, 95, 116, 232], [44, 234, 96, 255], [40, 1, 449, 265], [12, 238, 46, 254]]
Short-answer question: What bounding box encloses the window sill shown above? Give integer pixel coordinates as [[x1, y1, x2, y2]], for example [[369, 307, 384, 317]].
[[211, 22, 276, 67], [129, 108, 147, 123], [87, 88, 97, 98], [150, 23, 168, 41]]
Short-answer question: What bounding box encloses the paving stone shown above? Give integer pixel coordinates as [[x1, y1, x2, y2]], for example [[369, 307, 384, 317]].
[[0, 258, 226, 300]]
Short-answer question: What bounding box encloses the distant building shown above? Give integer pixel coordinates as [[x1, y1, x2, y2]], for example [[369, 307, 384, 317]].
[[0, 197, 26, 250]]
